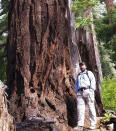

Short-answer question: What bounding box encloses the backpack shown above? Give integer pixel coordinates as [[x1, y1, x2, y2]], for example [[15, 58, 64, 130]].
[[78, 70, 91, 86]]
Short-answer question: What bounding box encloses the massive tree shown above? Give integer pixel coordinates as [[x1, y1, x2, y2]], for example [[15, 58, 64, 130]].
[[7, 0, 77, 130]]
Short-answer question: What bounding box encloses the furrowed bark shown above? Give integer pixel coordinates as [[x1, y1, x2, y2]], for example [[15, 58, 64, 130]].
[[7, 0, 77, 130]]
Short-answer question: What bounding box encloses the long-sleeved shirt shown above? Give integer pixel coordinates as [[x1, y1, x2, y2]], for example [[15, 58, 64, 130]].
[[75, 70, 96, 93]]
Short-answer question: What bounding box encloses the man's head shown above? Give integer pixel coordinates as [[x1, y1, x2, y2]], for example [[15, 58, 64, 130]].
[[79, 62, 87, 72]]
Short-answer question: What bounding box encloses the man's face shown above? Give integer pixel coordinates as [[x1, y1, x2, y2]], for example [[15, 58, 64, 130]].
[[80, 64, 87, 72]]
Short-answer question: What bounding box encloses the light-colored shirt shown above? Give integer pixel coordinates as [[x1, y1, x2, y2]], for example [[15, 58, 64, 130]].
[[75, 70, 96, 93]]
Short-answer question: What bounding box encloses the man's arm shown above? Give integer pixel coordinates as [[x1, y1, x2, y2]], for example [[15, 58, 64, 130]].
[[75, 77, 79, 93], [88, 71, 96, 91]]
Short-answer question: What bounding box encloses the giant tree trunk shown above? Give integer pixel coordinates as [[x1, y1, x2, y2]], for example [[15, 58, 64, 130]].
[[7, 0, 77, 130]]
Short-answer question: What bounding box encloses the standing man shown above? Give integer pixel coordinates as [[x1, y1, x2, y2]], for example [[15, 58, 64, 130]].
[[74, 62, 97, 130]]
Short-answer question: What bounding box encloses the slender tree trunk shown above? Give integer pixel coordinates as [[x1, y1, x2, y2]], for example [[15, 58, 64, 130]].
[[7, 0, 77, 130], [105, 0, 115, 23]]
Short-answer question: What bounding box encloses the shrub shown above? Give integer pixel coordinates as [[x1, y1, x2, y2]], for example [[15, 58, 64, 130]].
[[101, 78, 116, 112]]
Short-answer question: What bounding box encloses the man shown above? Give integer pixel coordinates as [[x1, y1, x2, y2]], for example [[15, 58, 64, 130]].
[[74, 62, 97, 130]]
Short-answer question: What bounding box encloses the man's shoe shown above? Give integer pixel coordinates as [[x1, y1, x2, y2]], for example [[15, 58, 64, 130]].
[[89, 125, 96, 130]]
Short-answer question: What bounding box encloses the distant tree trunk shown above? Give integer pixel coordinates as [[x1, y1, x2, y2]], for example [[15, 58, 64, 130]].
[[105, 0, 115, 23], [7, 0, 77, 130], [105, 0, 114, 12]]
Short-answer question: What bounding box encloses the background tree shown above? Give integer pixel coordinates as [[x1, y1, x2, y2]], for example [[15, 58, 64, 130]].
[[0, 0, 8, 82], [104, 0, 114, 12], [94, 0, 116, 77]]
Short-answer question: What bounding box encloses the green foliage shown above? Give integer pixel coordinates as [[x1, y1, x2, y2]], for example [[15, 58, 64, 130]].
[[111, 35, 116, 63], [1, 0, 9, 14], [75, 14, 93, 28], [101, 78, 116, 112], [95, 10, 116, 43], [94, 10, 116, 64], [72, 0, 98, 28], [99, 44, 116, 77], [72, 0, 98, 16], [0, 0, 9, 82], [101, 113, 112, 123]]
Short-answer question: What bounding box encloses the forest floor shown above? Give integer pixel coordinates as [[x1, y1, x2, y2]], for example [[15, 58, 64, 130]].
[[72, 107, 116, 131], [72, 116, 115, 131]]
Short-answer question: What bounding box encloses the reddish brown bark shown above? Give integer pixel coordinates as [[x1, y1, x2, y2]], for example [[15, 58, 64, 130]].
[[105, 0, 115, 23], [7, 0, 77, 130], [7, 0, 104, 130], [105, 0, 114, 12]]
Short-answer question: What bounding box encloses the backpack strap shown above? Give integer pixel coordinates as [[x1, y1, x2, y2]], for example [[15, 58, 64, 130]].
[[86, 70, 91, 88], [77, 70, 93, 90], [75, 73, 80, 93]]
